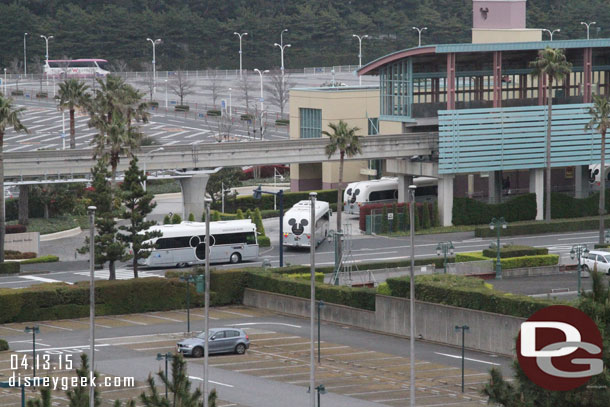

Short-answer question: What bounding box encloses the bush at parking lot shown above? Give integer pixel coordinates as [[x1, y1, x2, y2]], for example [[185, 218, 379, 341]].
[[0, 262, 20, 274], [475, 215, 610, 237], [0, 339, 8, 351], [385, 274, 551, 318], [227, 189, 338, 212], [481, 245, 548, 258], [453, 194, 537, 225], [456, 252, 558, 269]]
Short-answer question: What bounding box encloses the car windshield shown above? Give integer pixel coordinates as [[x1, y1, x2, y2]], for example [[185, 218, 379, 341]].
[[196, 331, 214, 339]]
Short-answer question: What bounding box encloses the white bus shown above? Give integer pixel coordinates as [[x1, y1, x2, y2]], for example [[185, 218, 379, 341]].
[[139, 220, 259, 268], [283, 200, 330, 248], [343, 177, 437, 215], [44, 59, 111, 78]]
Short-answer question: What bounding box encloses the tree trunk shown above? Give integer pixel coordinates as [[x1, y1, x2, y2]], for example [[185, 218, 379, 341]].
[[132, 238, 139, 278], [108, 260, 116, 280], [0, 133, 5, 263], [43, 203, 49, 219], [18, 185, 28, 225], [545, 76, 553, 222], [70, 108, 76, 149], [600, 129, 606, 245]]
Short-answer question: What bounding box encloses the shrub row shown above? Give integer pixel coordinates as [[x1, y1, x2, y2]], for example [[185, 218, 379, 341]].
[[0, 263, 20, 274], [4, 250, 36, 260], [281, 272, 324, 282], [456, 252, 558, 269], [0, 277, 216, 324], [223, 189, 338, 212], [452, 194, 537, 225], [385, 274, 551, 318], [20, 255, 60, 264], [6, 224, 27, 234], [359, 202, 438, 233], [258, 236, 271, 247], [0, 339, 8, 351], [475, 216, 610, 237], [481, 245, 548, 258]]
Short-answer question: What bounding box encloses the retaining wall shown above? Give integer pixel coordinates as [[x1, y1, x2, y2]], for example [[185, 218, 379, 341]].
[[243, 288, 523, 356]]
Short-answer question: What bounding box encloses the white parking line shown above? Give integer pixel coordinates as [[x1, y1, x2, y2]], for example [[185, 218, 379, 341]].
[[188, 376, 233, 388], [19, 275, 71, 284], [214, 309, 254, 318], [434, 352, 500, 366], [16, 344, 110, 353], [146, 314, 183, 323], [38, 323, 73, 332], [230, 322, 301, 328]]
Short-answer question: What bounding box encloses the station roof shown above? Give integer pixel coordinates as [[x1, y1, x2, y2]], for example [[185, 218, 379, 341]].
[[359, 38, 610, 76]]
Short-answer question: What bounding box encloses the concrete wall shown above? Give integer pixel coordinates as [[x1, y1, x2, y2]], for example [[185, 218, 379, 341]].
[[244, 288, 523, 356], [472, 29, 542, 43], [5, 232, 40, 255], [472, 0, 526, 29]]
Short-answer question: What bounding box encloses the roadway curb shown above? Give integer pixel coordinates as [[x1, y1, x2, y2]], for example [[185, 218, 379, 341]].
[[40, 226, 82, 242]]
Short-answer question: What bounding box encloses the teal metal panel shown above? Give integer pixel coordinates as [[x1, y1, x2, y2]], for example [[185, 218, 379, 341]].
[[436, 39, 610, 54], [438, 103, 608, 174]]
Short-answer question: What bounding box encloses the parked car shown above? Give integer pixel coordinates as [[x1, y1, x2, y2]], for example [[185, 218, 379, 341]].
[[582, 250, 610, 275], [176, 328, 250, 357]]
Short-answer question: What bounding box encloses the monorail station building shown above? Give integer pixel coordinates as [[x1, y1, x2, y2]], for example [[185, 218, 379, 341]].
[[290, 0, 610, 226]]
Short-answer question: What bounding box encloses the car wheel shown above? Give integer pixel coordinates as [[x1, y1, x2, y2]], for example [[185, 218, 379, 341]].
[[235, 343, 246, 355], [192, 346, 203, 358], [583, 265, 590, 272], [229, 252, 241, 264]]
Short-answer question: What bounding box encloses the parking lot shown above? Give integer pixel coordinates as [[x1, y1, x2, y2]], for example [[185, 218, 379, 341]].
[[0, 305, 494, 406]]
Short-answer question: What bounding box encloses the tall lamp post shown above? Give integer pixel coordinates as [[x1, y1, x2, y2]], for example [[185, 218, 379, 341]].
[[408, 184, 416, 407], [146, 38, 162, 94], [24, 326, 40, 378], [570, 244, 589, 297], [203, 198, 211, 407], [40, 35, 53, 89], [455, 325, 470, 393], [253, 68, 269, 140], [234, 32, 248, 78], [489, 217, 507, 279], [352, 34, 368, 85], [308, 192, 317, 407], [436, 241, 454, 274], [581, 21, 596, 39], [23, 33, 28, 76], [542, 28, 560, 41], [317, 300, 325, 364], [412, 27, 427, 47], [3, 68, 6, 96], [87, 205, 96, 407], [156, 353, 173, 400], [253, 185, 284, 267], [179, 275, 195, 333], [142, 147, 165, 192], [273, 43, 291, 76]]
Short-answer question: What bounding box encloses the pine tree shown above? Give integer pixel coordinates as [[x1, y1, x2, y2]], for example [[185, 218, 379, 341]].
[[188, 213, 195, 221], [236, 209, 244, 219], [253, 208, 265, 236], [79, 158, 126, 280], [26, 387, 51, 407], [118, 157, 162, 278], [65, 354, 101, 407], [245, 209, 252, 220], [212, 211, 221, 221], [381, 206, 389, 234], [392, 203, 399, 233], [171, 213, 182, 224], [140, 354, 203, 407]]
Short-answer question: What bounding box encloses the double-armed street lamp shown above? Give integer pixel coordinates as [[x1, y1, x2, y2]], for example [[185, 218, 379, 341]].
[[581, 21, 596, 39], [436, 241, 454, 274], [23, 33, 28, 76], [489, 217, 507, 279], [352, 34, 368, 85], [40, 34, 53, 89], [570, 244, 589, 297], [412, 27, 427, 47], [542, 28, 560, 41], [253, 68, 269, 139], [146, 38, 162, 93], [234, 32, 248, 78]]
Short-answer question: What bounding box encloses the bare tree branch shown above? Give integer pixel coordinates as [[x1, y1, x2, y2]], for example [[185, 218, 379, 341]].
[[169, 70, 195, 106], [265, 70, 292, 116]]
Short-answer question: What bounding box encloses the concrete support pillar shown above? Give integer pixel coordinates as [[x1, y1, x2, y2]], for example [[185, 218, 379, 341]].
[[493, 51, 502, 108], [398, 174, 414, 203], [447, 53, 456, 110], [179, 174, 210, 219], [575, 165, 591, 199], [488, 171, 502, 204], [584, 47, 593, 103], [438, 175, 454, 227], [529, 168, 544, 221], [467, 174, 474, 199]]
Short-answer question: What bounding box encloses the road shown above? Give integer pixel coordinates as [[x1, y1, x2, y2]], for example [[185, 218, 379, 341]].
[[0, 306, 508, 407]]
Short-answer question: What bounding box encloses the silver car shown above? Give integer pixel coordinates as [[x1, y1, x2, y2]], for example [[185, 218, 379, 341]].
[[177, 328, 250, 357]]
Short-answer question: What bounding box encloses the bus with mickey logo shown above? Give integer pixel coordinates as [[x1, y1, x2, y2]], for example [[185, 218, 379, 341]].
[[283, 200, 330, 248]]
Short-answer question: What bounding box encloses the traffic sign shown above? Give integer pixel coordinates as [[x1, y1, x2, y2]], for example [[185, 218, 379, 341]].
[[221, 100, 226, 109]]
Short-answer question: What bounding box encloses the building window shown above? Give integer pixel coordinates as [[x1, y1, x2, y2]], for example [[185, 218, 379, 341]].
[[368, 117, 379, 135], [380, 59, 412, 118], [300, 108, 322, 138]]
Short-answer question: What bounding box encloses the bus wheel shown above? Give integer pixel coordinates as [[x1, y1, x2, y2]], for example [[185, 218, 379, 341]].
[[229, 252, 241, 264]]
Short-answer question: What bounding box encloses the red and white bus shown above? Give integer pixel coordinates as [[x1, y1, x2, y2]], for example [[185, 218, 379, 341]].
[[44, 59, 111, 78]]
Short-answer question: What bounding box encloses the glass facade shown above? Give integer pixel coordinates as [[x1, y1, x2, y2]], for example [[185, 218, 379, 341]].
[[379, 59, 413, 118], [299, 108, 322, 138], [367, 117, 379, 135]]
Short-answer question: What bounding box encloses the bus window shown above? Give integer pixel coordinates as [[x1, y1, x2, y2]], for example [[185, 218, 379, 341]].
[[369, 189, 396, 202], [97, 61, 110, 71], [155, 236, 191, 249]]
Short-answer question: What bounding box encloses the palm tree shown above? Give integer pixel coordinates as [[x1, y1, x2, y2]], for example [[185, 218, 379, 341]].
[[324, 120, 362, 260], [0, 96, 27, 263], [530, 47, 572, 222], [587, 94, 610, 245], [58, 79, 90, 149]]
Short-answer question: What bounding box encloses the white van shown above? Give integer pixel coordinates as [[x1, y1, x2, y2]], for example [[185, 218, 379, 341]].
[[344, 178, 398, 215], [283, 200, 330, 248]]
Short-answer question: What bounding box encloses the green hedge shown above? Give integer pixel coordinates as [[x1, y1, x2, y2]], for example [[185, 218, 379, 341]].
[[475, 216, 610, 237], [0, 278, 217, 324], [258, 236, 271, 247], [175, 105, 190, 111], [0, 339, 8, 351], [281, 272, 324, 282], [0, 262, 20, 274], [481, 245, 548, 258], [594, 244, 610, 249], [227, 189, 338, 212], [20, 255, 60, 264], [453, 194, 537, 225], [456, 252, 558, 269], [385, 274, 551, 318]]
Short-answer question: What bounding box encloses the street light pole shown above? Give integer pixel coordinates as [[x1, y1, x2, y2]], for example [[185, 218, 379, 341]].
[[24, 326, 39, 378], [273, 43, 291, 77], [352, 34, 368, 86], [436, 241, 455, 274], [147, 38, 162, 95], [203, 198, 211, 407], [408, 185, 416, 407], [455, 325, 470, 393], [581, 21, 596, 39], [309, 192, 317, 407], [253, 68, 269, 140], [40, 35, 53, 89], [253, 186, 284, 267], [412, 27, 428, 47], [156, 353, 173, 400], [489, 217, 507, 279], [542, 28, 561, 41], [165, 79, 168, 108], [228, 88, 232, 118], [87, 205, 96, 407], [3, 68, 6, 96], [23, 33, 28, 76], [317, 300, 325, 364], [234, 32, 248, 78], [570, 244, 589, 297]]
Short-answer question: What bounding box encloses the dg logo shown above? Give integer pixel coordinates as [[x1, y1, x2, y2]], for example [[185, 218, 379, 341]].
[[517, 305, 603, 391]]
